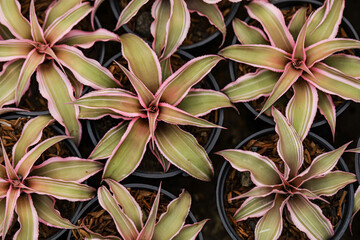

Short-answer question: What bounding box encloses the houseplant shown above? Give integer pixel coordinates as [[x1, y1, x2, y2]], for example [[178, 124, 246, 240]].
[[216, 108, 356, 240], [0, 113, 102, 239], [84, 48, 226, 179], [68, 181, 206, 239], [74, 33, 233, 181], [0, 0, 120, 144], [221, 0, 360, 139]]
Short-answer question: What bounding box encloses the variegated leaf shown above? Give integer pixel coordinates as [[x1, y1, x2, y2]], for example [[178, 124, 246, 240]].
[[14, 194, 38, 240], [232, 18, 269, 45], [234, 195, 274, 221]]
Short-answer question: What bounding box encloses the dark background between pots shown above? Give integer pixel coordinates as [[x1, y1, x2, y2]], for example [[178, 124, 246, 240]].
[[80, 1, 360, 239]]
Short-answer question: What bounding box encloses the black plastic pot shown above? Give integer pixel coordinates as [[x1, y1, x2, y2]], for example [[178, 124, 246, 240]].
[[66, 183, 204, 240], [109, 0, 239, 53], [86, 49, 224, 179], [216, 128, 354, 240], [0, 113, 83, 240], [355, 138, 360, 185], [228, 0, 359, 127]]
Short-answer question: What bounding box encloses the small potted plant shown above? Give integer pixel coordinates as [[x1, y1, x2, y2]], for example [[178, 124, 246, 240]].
[[216, 107, 356, 239], [69, 180, 206, 239], [220, 0, 360, 139]]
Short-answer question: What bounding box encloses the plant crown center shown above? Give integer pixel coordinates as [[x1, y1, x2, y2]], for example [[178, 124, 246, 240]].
[[291, 59, 303, 69], [36, 43, 49, 54]]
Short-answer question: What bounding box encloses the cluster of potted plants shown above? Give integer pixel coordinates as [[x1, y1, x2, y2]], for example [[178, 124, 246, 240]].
[[0, 0, 358, 239]]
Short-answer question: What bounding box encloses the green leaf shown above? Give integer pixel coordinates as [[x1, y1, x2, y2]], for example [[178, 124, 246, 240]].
[[217, 149, 281, 186], [152, 0, 171, 56], [155, 123, 213, 181], [13, 115, 53, 165], [153, 190, 191, 240], [287, 194, 333, 240], [103, 118, 150, 181], [120, 33, 161, 93], [0, 60, 23, 108], [234, 195, 274, 221], [105, 179, 143, 231], [317, 91, 336, 137], [322, 54, 360, 78], [232, 18, 269, 45], [115, 0, 148, 30], [177, 89, 233, 117], [98, 186, 139, 240], [222, 70, 279, 103], [44, 0, 82, 29], [219, 45, 289, 72], [172, 220, 207, 240], [90, 122, 128, 160], [14, 194, 38, 240], [273, 107, 304, 179], [285, 81, 317, 141], [288, 7, 307, 40]]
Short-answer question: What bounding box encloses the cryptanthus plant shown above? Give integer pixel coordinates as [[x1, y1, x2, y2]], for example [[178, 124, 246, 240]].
[[0, 115, 102, 239], [217, 108, 356, 240], [79, 179, 207, 239], [0, 0, 119, 144], [74, 33, 233, 181], [220, 0, 360, 140]]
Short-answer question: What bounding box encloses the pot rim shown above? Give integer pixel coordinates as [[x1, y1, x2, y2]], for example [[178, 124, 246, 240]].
[[86, 49, 224, 179], [66, 183, 204, 240], [355, 138, 360, 185], [216, 128, 354, 240], [228, 0, 359, 127], [109, 0, 240, 50]]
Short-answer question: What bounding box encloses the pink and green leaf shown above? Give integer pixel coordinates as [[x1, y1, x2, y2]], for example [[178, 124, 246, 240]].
[[217, 149, 281, 186], [32, 195, 77, 229], [0, 60, 24, 108], [1, 139, 17, 181], [44, 2, 92, 45], [31, 157, 103, 183], [12, 115, 54, 165], [74, 89, 143, 118], [247, 1, 294, 52], [53, 45, 119, 89], [98, 186, 139, 240], [151, 0, 172, 57], [15, 136, 69, 179], [26, 176, 95, 201], [317, 91, 336, 138], [234, 195, 275, 222], [303, 63, 360, 102], [29, 0, 45, 43], [0, 22, 15, 40], [105, 179, 143, 231], [78, 106, 126, 120], [177, 89, 233, 117], [120, 33, 161, 93], [172, 220, 208, 240], [294, 142, 350, 185], [231, 186, 280, 201], [14, 195, 38, 240], [0, 0, 31, 39], [260, 63, 302, 114], [353, 187, 360, 218], [44, 0, 82, 29], [159, 55, 222, 105], [305, 39, 360, 67], [222, 70, 279, 102], [187, 0, 226, 44], [158, 103, 221, 128], [301, 171, 356, 196], [15, 48, 45, 104], [153, 190, 191, 240], [285, 81, 318, 141], [3, 187, 21, 238], [115, 62, 154, 108], [219, 45, 289, 72], [37, 62, 81, 144], [154, 124, 213, 181], [103, 118, 150, 181], [160, 0, 190, 60], [0, 40, 33, 61], [287, 194, 333, 240], [0, 179, 9, 197], [288, 7, 307, 40], [273, 107, 304, 179], [306, 0, 344, 46], [322, 54, 360, 78], [255, 194, 287, 240], [90, 122, 128, 160], [232, 18, 268, 45], [115, 0, 148, 30], [59, 29, 118, 49]]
